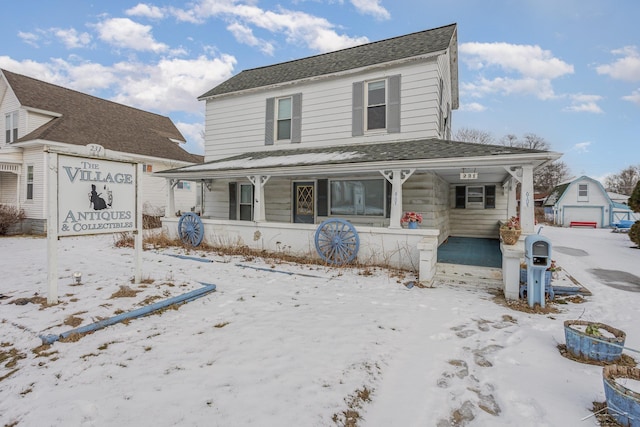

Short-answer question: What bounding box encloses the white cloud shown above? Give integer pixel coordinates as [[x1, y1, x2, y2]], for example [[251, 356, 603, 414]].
[[350, 0, 390, 20], [227, 22, 274, 55], [175, 121, 205, 153], [93, 18, 168, 53], [171, 1, 369, 53], [460, 42, 573, 101], [18, 31, 41, 48], [53, 28, 92, 49], [126, 3, 167, 19], [573, 142, 591, 152], [596, 46, 640, 82], [563, 94, 604, 114], [622, 89, 640, 105], [0, 54, 236, 116], [459, 102, 486, 112]]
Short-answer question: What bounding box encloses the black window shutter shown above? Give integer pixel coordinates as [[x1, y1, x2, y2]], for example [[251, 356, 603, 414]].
[[385, 179, 392, 218], [485, 185, 496, 209], [265, 98, 275, 145], [317, 179, 328, 217], [228, 182, 237, 220], [455, 186, 466, 209], [387, 74, 401, 133], [352, 81, 364, 136]]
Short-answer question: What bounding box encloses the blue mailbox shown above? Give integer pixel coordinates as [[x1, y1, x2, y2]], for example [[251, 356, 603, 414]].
[[524, 234, 552, 308]]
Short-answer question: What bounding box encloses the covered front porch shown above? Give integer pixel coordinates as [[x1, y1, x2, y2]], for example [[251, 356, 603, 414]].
[[156, 139, 560, 297]]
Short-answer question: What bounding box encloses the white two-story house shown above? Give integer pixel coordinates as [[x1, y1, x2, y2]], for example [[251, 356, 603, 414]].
[[158, 23, 561, 287], [0, 69, 203, 234]]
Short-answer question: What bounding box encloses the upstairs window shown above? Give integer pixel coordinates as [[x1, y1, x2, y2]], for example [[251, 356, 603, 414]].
[[578, 183, 588, 202], [366, 80, 386, 130], [276, 97, 292, 140], [5, 111, 18, 143]]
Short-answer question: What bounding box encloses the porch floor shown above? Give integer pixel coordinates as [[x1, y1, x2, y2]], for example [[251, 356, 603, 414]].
[[437, 237, 502, 268]]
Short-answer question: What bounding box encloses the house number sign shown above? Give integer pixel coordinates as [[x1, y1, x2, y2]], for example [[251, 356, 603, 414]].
[[460, 172, 478, 180]]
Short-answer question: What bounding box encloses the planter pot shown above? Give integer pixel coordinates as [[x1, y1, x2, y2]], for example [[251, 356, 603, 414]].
[[564, 320, 626, 363], [603, 365, 640, 427], [500, 228, 521, 245], [408, 221, 418, 229]]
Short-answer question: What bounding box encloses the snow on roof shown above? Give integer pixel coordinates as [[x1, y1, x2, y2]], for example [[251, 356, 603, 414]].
[[182, 151, 364, 172]]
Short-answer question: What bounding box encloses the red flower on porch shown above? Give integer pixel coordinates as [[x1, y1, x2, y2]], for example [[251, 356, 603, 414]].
[[401, 212, 423, 224]]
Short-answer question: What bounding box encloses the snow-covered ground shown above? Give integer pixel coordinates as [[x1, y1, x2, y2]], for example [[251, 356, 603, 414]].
[[1, 226, 639, 427]]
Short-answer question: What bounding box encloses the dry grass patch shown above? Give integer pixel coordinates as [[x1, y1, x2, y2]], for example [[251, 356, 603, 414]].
[[110, 285, 141, 299], [64, 315, 83, 327]]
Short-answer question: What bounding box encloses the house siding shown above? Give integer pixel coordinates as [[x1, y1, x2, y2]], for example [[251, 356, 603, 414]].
[[0, 173, 17, 204], [556, 178, 611, 227], [203, 58, 444, 161], [448, 183, 507, 238], [21, 147, 46, 220], [1, 82, 20, 147], [142, 160, 198, 215], [26, 110, 54, 134]]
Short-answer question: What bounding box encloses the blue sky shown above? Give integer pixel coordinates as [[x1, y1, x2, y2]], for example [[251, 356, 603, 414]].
[[2, 0, 639, 181]]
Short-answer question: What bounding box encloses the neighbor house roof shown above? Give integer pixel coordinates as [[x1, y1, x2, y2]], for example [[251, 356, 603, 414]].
[[199, 23, 458, 103], [2, 69, 202, 164], [156, 138, 558, 178]]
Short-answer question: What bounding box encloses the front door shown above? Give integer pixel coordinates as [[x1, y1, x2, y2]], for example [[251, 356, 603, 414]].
[[293, 181, 314, 224]]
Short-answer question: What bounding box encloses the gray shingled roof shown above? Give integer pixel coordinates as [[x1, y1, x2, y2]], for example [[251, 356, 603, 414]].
[[159, 138, 549, 175], [199, 23, 457, 99], [2, 69, 202, 164]]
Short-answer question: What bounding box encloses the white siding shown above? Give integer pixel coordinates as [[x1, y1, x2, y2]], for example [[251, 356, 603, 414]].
[[402, 172, 450, 243], [0, 173, 18, 204], [0, 81, 20, 148], [141, 160, 198, 215], [26, 110, 55, 134], [21, 147, 46, 219], [204, 58, 445, 161]]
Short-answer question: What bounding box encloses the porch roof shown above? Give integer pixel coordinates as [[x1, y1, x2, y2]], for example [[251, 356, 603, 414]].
[[155, 138, 561, 183]]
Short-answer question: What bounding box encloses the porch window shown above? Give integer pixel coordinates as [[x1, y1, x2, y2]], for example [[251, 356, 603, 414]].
[[239, 183, 253, 221], [455, 185, 496, 209], [578, 183, 588, 202], [176, 181, 191, 190], [26, 165, 33, 200], [330, 179, 384, 216], [5, 111, 18, 143]]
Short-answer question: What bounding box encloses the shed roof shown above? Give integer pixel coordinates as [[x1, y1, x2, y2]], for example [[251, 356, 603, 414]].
[[2, 69, 202, 164], [199, 23, 457, 100]]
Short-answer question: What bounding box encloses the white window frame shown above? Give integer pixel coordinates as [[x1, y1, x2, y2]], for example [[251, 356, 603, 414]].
[[5, 111, 18, 143], [466, 185, 485, 209], [329, 178, 385, 217], [365, 79, 386, 131], [275, 96, 292, 142], [176, 181, 191, 190], [239, 183, 254, 221], [577, 183, 588, 202], [26, 165, 34, 201]]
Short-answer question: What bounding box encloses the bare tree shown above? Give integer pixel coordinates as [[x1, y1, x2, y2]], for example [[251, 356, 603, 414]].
[[535, 161, 570, 194], [453, 127, 495, 144], [500, 134, 519, 147], [604, 165, 640, 195], [521, 133, 550, 151]]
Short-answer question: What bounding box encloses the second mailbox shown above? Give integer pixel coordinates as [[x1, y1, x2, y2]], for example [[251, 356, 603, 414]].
[[524, 234, 552, 269]]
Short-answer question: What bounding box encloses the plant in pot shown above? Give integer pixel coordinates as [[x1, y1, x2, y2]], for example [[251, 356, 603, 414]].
[[401, 212, 423, 229], [500, 216, 521, 245]]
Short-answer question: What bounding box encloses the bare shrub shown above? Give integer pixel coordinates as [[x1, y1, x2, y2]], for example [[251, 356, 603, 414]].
[[0, 204, 26, 235]]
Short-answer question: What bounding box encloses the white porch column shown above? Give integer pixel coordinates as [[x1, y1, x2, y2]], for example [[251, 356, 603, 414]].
[[506, 177, 517, 219], [248, 175, 270, 222], [519, 165, 535, 234], [15, 167, 21, 210], [165, 178, 176, 217], [381, 169, 414, 229]]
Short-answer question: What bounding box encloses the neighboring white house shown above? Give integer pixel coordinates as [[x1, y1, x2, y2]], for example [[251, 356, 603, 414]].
[[544, 176, 639, 227], [0, 69, 203, 234], [157, 23, 561, 286]]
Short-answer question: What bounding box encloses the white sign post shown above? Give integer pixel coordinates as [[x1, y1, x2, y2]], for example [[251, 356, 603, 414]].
[[47, 151, 141, 304]]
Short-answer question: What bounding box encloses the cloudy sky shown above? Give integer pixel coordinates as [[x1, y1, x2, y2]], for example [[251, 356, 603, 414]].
[[2, 0, 639, 180]]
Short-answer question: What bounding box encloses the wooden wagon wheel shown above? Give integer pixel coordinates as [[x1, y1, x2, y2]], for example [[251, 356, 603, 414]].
[[178, 212, 204, 247], [314, 219, 360, 265]]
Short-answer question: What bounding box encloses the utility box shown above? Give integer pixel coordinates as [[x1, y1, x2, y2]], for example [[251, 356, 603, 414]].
[[524, 235, 552, 307]]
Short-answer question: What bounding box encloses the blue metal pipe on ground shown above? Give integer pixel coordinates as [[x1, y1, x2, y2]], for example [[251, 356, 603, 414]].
[[40, 283, 216, 345]]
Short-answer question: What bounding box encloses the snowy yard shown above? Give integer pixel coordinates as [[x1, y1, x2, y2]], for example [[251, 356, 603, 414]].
[[1, 226, 639, 426]]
